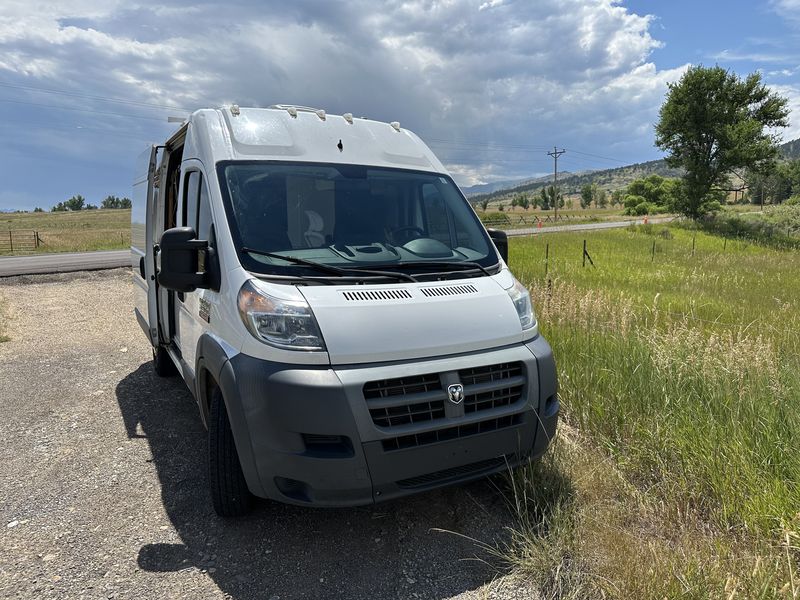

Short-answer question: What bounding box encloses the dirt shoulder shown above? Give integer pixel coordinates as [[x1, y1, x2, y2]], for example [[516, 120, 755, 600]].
[[0, 269, 535, 600]]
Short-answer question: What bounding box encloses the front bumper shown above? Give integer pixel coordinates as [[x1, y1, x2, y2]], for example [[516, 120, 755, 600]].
[[218, 336, 559, 506]]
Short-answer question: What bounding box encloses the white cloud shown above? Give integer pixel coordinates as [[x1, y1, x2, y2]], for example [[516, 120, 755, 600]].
[[0, 0, 711, 193], [771, 84, 800, 141], [772, 0, 800, 22], [713, 49, 796, 63]]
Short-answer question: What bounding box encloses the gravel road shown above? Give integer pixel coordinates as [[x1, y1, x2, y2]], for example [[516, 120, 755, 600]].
[[0, 269, 535, 600]]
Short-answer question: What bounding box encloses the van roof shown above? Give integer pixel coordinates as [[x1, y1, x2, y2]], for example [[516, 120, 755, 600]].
[[186, 106, 447, 174]]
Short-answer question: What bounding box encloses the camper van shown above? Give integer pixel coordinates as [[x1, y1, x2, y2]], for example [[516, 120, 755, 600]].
[[131, 105, 558, 516]]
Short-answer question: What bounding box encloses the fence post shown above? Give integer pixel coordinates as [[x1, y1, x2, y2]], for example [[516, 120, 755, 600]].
[[582, 239, 595, 267], [651, 239, 656, 262], [545, 243, 549, 277], [723, 237, 727, 251], [691, 233, 696, 256], [35, 230, 39, 248], [9, 230, 12, 253]]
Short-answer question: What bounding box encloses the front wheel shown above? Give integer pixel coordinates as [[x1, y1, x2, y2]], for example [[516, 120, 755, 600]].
[[208, 386, 253, 517]]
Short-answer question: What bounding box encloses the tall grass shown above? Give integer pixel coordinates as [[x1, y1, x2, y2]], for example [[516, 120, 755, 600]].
[[0, 209, 130, 254], [492, 226, 800, 596]]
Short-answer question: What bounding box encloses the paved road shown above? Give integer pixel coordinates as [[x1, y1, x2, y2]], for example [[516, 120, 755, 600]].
[[504, 215, 675, 237], [0, 250, 130, 277], [0, 217, 676, 277]]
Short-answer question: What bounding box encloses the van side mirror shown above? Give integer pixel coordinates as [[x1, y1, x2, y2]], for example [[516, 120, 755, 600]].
[[158, 227, 208, 292], [486, 228, 508, 264]]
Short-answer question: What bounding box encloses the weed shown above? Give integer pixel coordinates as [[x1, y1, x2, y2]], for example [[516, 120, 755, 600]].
[[495, 225, 800, 596]]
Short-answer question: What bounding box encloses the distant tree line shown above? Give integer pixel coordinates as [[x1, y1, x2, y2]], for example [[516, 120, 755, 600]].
[[744, 160, 800, 206], [45, 195, 131, 212]]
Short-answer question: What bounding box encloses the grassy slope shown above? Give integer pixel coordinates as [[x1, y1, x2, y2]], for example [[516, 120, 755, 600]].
[[500, 225, 800, 597], [0, 209, 130, 254]]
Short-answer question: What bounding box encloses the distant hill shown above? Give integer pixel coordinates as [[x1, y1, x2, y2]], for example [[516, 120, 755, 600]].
[[461, 177, 535, 196], [470, 158, 680, 204], [468, 136, 800, 205], [780, 137, 800, 160]]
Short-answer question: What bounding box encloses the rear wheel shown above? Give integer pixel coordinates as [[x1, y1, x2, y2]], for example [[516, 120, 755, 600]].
[[152, 346, 177, 377], [208, 386, 253, 517]]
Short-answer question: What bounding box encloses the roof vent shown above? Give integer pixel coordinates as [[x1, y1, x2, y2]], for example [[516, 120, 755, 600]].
[[390, 121, 401, 131], [230, 104, 240, 116], [316, 109, 326, 121], [343, 113, 354, 124]]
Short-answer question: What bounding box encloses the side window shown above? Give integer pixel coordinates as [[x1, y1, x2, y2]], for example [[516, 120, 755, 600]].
[[183, 171, 200, 230], [198, 180, 212, 241], [421, 184, 451, 245], [182, 170, 213, 274]]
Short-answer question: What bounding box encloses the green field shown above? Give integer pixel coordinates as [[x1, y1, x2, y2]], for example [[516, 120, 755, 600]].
[[0, 209, 131, 254], [502, 224, 800, 597]]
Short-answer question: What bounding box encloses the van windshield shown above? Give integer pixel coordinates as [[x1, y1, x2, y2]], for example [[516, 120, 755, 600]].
[[217, 162, 499, 279]]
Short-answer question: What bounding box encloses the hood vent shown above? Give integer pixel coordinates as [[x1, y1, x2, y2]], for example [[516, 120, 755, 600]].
[[420, 284, 478, 298], [342, 289, 413, 301]]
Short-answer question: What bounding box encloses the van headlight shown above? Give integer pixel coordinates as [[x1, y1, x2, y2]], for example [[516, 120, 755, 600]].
[[237, 280, 326, 351], [507, 278, 538, 334]]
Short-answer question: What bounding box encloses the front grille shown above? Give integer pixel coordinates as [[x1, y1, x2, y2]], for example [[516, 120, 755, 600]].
[[460, 362, 525, 414], [382, 414, 522, 451], [396, 456, 509, 489], [364, 374, 444, 428], [364, 361, 526, 435], [459, 362, 523, 385]]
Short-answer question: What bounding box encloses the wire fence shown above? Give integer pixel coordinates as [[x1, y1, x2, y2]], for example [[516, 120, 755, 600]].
[[0, 230, 42, 254], [513, 223, 800, 334], [480, 213, 582, 229]]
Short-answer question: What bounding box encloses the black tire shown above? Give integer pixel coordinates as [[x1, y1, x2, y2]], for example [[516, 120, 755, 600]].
[[153, 346, 177, 377], [208, 386, 253, 517]]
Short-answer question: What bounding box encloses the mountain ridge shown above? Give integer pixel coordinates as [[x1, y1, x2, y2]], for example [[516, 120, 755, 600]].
[[465, 137, 800, 203]]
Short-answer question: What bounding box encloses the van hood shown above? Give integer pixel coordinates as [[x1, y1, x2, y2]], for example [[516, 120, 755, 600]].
[[298, 274, 525, 365]]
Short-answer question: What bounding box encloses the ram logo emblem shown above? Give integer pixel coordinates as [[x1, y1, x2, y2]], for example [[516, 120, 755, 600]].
[[447, 383, 465, 405]]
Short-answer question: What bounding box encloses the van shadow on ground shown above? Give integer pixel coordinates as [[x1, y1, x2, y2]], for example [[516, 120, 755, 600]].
[[115, 362, 566, 600]]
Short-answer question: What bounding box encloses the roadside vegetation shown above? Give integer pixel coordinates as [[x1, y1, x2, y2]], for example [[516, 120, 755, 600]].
[[0, 209, 131, 254], [491, 224, 800, 597]]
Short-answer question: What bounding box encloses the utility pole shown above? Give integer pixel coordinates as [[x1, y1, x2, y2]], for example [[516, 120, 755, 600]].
[[547, 147, 566, 220]]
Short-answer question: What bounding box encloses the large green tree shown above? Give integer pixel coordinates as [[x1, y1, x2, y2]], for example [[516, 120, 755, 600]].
[[655, 66, 789, 219]]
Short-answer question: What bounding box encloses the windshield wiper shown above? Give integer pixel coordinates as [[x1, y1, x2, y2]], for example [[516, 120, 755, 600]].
[[241, 247, 418, 282], [350, 260, 495, 278]]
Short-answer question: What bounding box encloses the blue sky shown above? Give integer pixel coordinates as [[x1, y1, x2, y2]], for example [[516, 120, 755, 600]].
[[0, 0, 798, 210]]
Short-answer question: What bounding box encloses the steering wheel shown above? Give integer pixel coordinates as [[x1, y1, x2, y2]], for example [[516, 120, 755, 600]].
[[390, 226, 425, 244]]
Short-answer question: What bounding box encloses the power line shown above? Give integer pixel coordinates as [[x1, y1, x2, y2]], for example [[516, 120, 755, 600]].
[[427, 138, 551, 151], [563, 147, 630, 164], [0, 80, 197, 113], [0, 97, 172, 122], [0, 120, 154, 143]]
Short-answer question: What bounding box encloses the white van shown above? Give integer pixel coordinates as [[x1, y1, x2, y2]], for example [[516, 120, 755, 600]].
[[131, 105, 558, 516]]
